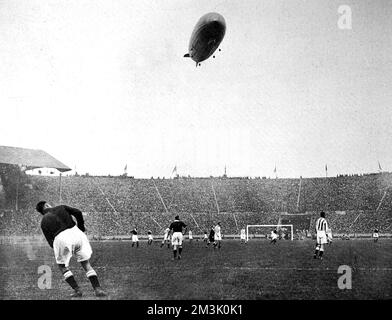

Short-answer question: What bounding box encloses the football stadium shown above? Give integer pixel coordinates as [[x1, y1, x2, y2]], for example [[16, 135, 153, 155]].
[[1, 0, 392, 303], [1, 148, 391, 300]]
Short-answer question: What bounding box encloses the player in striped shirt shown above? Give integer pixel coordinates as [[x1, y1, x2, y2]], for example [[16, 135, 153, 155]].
[[314, 211, 329, 260]]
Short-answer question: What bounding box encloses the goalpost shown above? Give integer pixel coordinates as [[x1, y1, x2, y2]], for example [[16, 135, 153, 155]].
[[246, 224, 294, 242]]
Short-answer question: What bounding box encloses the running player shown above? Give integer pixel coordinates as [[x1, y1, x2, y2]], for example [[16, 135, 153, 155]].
[[270, 229, 278, 244], [207, 226, 215, 247], [373, 228, 379, 242], [314, 211, 329, 260], [131, 227, 139, 247], [203, 231, 208, 247], [147, 230, 153, 245], [213, 222, 222, 249], [240, 228, 246, 243], [169, 215, 187, 260], [36, 201, 106, 297], [161, 227, 171, 248]]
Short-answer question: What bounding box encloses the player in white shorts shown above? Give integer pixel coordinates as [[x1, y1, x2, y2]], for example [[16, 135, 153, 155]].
[[373, 228, 379, 242], [314, 211, 329, 260], [188, 229, 193, 242], [147, 230, 153, 245], [161, 227, 171, 248], [270, 230, 278, 244], [240, 228, 246, 243], [213, 222, 222, 249], [169, 215, 187, 260], [131, 227, 139, 247], [36, 201, 106, 297]]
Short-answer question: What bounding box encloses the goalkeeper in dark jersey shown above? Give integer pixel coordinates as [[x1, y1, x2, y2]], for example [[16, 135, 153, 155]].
[[36, 201, 106, 297]]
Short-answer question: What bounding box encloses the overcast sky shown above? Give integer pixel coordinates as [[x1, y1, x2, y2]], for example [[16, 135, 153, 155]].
[[1, 0, 391, 178]]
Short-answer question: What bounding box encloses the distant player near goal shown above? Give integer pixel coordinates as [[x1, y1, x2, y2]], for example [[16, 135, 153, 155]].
[[131, 227, 139, 247], [270, 229, 278, 244], [373, 228, 379, 242], [188, 229, 193, 242], [240, 228, 246, 243], [314, 211, 329, 260], [169, 215, 187, 260], [36, 201, 106, 297], [161, 227, 171, 248]]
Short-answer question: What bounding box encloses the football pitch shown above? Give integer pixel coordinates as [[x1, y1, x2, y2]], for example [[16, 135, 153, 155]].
[[1, 239, 391, 300]]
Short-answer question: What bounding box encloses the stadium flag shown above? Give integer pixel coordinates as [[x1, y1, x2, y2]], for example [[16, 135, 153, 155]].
[[273, 164, 277, 178], [124, 164, 127, 174], [325, 164, 328, 177], [172, 165, 177, 176], [378, 161, 383, 172]]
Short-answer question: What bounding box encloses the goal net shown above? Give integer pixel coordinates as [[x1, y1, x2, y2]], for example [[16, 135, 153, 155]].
[[246, 224, 294, 242]]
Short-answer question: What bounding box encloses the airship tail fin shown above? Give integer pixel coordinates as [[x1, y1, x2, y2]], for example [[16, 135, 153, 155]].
[[184, 53, 190, 58]]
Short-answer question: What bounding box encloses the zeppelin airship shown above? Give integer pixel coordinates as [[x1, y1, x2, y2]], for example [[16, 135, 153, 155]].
[[184, 12, 226, 67]]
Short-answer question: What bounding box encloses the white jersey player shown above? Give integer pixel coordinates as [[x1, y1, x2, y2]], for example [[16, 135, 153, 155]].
[[131, 227, 139, 248], [213, 222, 222, 249], [373, 228, 379, 242], [240, 228, 246, 243], [188, 230, 193, 242], [161, 227, 171, 248], [147, 231, 153, 245], [314, 211, 328, 260], [270, 230, 278, 244]]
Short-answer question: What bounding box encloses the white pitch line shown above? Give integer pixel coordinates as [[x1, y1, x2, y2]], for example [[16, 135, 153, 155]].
[[2, 266, 391, 272], [222, 266, 392, 271]]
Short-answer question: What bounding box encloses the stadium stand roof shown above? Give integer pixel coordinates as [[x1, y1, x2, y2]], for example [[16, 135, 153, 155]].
[[0, 146, 71, 172]]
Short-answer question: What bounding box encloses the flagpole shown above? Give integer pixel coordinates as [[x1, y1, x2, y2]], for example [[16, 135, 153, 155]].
[[171, 165, 177, 179], [378, 161, 383, 173], [296, 177, 302, 212], [15, 168, 20, 211]]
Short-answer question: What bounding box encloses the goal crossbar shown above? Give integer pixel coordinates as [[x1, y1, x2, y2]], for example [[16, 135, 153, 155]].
[[246, 224, 294, 241]]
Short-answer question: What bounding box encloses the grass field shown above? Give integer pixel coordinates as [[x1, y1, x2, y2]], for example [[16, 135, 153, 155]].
[[1, 239, 391, 300]]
